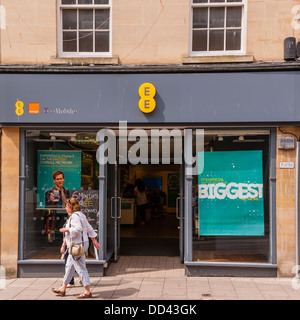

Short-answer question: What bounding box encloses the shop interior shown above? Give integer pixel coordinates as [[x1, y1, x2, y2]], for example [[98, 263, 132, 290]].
[[118, 163, 181, 256]]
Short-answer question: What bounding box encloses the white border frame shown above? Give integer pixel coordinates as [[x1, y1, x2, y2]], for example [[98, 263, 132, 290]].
[[57, 0, 112, 58], [189, 0, 247, 57]]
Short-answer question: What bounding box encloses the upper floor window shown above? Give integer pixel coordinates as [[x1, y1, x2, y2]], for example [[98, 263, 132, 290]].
[[191, 0, 246, 56], [58, 0, 111, 57]]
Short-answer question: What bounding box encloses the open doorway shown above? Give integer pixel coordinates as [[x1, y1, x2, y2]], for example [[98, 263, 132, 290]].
[[119, 164, 180, 256]]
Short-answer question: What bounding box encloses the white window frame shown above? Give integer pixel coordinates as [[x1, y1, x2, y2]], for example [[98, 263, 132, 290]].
[[189, 0, 247, 57], [57, 0, 112, 58]]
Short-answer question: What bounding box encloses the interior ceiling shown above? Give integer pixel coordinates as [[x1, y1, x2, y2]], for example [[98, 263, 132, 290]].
[[26, 129, 270, 152], [28, 129, 270, 139]]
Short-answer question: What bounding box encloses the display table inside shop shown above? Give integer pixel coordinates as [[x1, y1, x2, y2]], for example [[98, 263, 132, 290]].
[[120, 198, 136, 225]]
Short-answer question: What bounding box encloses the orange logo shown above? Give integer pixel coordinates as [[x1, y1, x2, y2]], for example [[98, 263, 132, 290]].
[[29, 103, 39, 114]]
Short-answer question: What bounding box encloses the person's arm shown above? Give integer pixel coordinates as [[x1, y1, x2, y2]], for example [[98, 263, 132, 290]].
[[81, 214, 100, 249], [86, 219, 97, 238], [60, 238, 66, 254], [85, 218, 100, 249], [91, 237, 100, 250], [59, 214, 82, 238]]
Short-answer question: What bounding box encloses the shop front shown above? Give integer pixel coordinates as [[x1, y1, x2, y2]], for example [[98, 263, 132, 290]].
[[1, 67, 299, 277]]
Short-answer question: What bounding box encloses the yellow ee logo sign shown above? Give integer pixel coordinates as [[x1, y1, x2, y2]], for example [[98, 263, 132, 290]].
[[15, 100, 24, 116], [138, 83, 156, 113]]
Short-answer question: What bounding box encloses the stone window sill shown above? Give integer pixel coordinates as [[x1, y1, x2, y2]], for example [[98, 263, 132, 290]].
[[50, 56, 119, 65], [182, 55, 254, 64]]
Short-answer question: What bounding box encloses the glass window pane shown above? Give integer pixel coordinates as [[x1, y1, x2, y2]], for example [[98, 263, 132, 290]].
[[209, 7, 225, 28], [78, 0, 92, 4], [79, 9, 93, 29], [62, 0, 76, 4], [193, 8, 208, 29], [192, 30, 207, 51], [192, 134, 270, 264], [95, 9, 110, 30], [227, 0, 242, 2], [209, 30, 224, 50], [62, 9, 77, 30], [95, 0, 109, 4], [63, 31, 77, 51], [193, 0, 208, 3], [79, 31, 93, 51], [210, 0, 225, 3], [95, 31, 109, 51], [226, 29, 241, 50], [226, 7, 242, 28], [24, 130, 100, 261]]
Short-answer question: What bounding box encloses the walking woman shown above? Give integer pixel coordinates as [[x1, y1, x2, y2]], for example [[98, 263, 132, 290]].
[[51, 198, 99, 299]]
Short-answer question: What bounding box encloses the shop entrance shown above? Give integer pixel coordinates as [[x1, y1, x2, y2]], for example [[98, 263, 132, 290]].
[[119, 164, 181, 256], [107, 162, 185, 262], [104, 131, 185, 263]]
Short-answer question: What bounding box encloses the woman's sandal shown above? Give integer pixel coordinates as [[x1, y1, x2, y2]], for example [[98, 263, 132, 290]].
[[76, 292, 92, 299], [51, 288, 66, 296]]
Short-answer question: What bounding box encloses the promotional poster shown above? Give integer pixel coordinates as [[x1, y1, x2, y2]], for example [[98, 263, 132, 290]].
[[71, 190, 99, 229], [198, 150, 265, 236], [37, 150, 82, 209]]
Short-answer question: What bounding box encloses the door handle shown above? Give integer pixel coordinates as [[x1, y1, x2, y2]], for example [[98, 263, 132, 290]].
[[110, 197, 116, 219], [116, 197, 122, 219], [176, 196, 184, 220], [111, 197, 115, 218], [111, 197, 122, 218], [176, 197, 180, 219]]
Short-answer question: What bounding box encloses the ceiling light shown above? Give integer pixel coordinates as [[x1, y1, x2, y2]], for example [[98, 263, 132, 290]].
[[233, 139, 265, 143], [33, 139, 65, 142], [50, 133, 77, 137]]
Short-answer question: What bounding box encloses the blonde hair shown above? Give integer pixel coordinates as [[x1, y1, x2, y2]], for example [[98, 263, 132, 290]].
[[65, 198, 81, 213]]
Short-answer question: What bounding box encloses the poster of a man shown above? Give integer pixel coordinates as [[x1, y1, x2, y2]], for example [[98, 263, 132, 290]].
[[45, 170, 70, 208], [37, 150, 82, 209]]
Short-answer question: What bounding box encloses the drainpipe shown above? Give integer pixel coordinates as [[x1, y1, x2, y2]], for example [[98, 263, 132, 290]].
[[279, 128, 300, 276], [0, 0, 2, 64], [296, 141, 300, 276]]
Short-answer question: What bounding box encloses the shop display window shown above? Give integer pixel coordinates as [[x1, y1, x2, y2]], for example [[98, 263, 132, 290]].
[[24, 130, 100, 260], [192, 131, 271, 263]]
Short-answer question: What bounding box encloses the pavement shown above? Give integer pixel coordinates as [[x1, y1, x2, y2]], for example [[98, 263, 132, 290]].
[[1, 274, 300, 301], [1, 255, 300, 301]]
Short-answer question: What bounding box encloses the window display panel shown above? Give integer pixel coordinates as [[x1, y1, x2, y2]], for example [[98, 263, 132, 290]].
[[192, 131, 270, 263], [24, 130, 99, 260]]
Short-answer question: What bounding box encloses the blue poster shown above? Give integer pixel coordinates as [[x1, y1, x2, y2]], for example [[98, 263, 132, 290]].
[[37, 150, 82, 209], [198, 150, 264, 236]]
